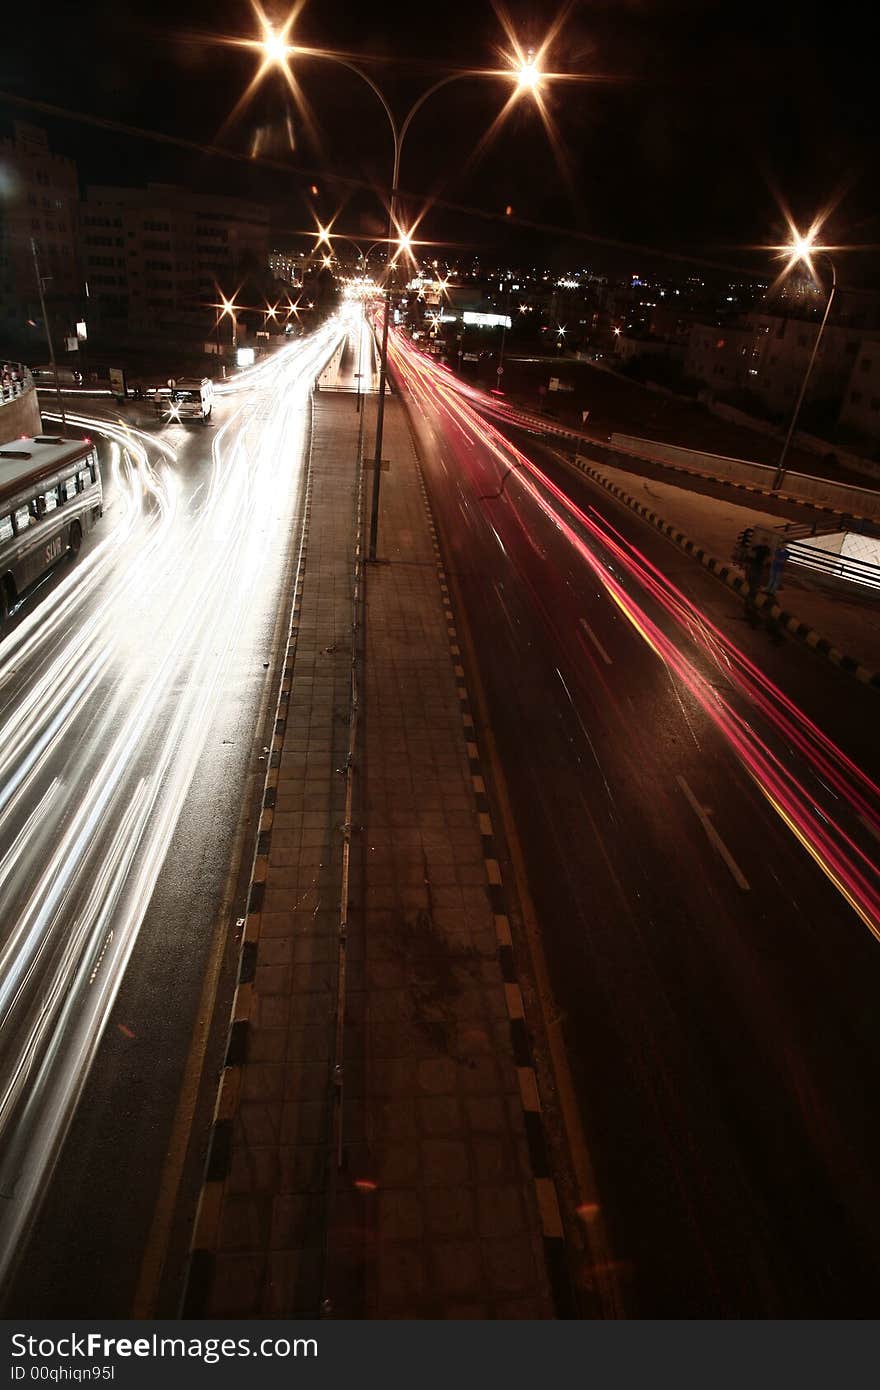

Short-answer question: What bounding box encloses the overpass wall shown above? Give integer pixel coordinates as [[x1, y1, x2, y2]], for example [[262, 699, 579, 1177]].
[[609, 432, 880, 520], [0, 386, 42, 443]]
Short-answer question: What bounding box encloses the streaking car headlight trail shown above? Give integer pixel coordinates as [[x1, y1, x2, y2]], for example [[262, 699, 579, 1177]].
[[389, 329, 880, 940], [0, 320, 345, 1280]]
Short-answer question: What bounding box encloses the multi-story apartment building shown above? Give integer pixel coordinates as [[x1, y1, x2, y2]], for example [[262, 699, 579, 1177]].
[[0, 122, 83, 346], [686, 310, 880, 420], [268, 250, 303, 287], [81, 185, 270, 332], [840, 343, 880, 442]]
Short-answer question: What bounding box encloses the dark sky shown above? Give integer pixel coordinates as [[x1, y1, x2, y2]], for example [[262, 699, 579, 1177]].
[[2, 0, 878, 278]]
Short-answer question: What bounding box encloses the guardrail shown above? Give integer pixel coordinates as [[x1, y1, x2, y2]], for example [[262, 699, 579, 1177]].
[[787, 539, 880, 591], [1, 362, 34, 405]]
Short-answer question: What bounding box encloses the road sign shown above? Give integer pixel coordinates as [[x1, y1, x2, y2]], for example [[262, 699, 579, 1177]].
[[109, 367, 126, 400]]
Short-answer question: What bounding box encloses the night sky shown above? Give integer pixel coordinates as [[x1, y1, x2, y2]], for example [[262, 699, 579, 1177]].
[[2, 0, 877, 276]]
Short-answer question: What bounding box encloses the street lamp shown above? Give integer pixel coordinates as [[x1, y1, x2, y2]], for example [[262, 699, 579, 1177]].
[[771, 225, 837, 491], [30, 238, 66, 428], [250, 29, 547, 557], [218, 291, 239, 348], [496, 280, 512, 393], [515, 53, 542, 92]]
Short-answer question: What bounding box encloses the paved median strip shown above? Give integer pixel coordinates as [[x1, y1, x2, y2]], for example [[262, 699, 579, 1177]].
[[414, 456, 575, 1318]]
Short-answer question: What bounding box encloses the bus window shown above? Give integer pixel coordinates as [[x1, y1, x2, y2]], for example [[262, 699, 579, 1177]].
[[63, 476, 78, 501], [14, 505, 30, 532], [78, 469, 91, 491], [42, 490, 59, 514], [0, 515, 12, 543]]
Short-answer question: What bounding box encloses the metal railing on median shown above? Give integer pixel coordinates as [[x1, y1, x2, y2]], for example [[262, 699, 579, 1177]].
[[785, 538, 880, 591]]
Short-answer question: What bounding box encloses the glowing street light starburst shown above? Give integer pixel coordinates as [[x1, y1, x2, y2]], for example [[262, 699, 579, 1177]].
[[515, 56, 542, 92], [214, 2, 319, 145], [776, 218, 831, 281], [261, 26, 292, 69], [763, 206, 841, 299], [218, 291, 240, 320]]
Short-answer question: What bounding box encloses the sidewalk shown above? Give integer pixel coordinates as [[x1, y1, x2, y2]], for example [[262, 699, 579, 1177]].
[[324, 392, 557, 1319], [581, 458, 880, 675], [184, 344, 562, 1317]]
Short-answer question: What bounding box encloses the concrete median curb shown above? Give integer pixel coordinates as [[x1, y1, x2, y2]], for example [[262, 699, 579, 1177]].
[[505, 404, 877, 528], [562, 451, 880, 694]]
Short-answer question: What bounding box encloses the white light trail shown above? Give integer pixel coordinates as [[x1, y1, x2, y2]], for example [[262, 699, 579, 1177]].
[[0, 321, 345, 1275]]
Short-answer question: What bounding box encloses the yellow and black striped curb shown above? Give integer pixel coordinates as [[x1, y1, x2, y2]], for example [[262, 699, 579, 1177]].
[[181, 410, 317, 1317], [408, 441, 576, 1320], [566, 455, 880, 694], [500, 403, 879, 529]]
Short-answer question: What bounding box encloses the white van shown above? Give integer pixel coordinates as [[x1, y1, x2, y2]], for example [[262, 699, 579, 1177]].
[[160, 377, 214, 424]]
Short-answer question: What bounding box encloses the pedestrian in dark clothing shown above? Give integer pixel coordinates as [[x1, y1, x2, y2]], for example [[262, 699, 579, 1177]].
[[742, 541, 769, 626], [746, 542, 770, 600], [766, 545, 789, 597]]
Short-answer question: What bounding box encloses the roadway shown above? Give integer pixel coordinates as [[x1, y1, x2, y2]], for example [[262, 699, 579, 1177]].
[[391, 332, 880, 1316], [0, 322, 345, 1314]]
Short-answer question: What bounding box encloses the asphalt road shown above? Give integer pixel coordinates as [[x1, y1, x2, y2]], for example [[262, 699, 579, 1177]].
[[0, 324, 344, 1314], [392, 333, 880, 1316]]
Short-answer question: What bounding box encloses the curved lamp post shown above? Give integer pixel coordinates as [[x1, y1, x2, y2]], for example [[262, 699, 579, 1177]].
[[772, 231, 837, 492], [254, 32, 544, 555]]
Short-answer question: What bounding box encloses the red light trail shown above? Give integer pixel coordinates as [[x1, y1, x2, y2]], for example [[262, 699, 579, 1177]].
[[389, 328, 880, 938]]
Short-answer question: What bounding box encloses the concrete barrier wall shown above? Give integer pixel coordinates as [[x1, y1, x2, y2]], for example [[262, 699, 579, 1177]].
[[608, 431, 880, 520], [0, 385, 42, 443]]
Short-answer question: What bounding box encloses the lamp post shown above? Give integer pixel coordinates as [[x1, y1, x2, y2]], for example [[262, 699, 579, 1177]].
[[218, 292, 239, 350], [772, 232, 837, 492], [496, 281, 512, 393], [31, 238, 66, 428], [252, 30, 547, 557]]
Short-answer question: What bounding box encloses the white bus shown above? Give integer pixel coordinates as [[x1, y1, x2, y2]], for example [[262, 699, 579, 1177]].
[[0, 434, 103, 625]]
